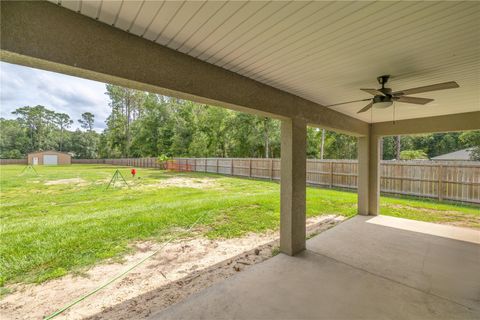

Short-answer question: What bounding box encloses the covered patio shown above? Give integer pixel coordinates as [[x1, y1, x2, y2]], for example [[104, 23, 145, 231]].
[[1, 1, 479, 319], [153, 215, 480, 319]]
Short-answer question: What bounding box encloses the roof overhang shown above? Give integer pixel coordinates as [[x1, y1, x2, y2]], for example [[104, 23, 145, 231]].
[[0, 1, 370, 136], [1, 1, 479, 136]]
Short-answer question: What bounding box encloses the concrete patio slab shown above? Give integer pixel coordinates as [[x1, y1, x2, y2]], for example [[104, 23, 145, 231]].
[[308, 215, 480, 311], [151, 216, 480, 319]]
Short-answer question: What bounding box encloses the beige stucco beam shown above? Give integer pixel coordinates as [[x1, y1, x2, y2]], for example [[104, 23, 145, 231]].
[[372, 111, 480, 136], [0, 1, 368, 136]]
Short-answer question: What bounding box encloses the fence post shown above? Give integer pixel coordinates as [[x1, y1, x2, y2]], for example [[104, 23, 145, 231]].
[[398, 162, 403, 192], [438, 164, 444, 201], [216, 158, 219, 173], [270, 158, 274, 180], [329, 161, 334, 188], [249, 159, 252, 177]]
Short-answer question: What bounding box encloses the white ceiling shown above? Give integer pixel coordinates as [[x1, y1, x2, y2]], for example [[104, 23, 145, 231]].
[[50, 1, 480, 123]]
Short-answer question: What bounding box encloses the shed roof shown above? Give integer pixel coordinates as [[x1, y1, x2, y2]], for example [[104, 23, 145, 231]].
[[28, 150, 72, 156]]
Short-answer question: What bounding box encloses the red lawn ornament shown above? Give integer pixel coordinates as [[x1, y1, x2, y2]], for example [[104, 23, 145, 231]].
[[131, 168, 137, 177]]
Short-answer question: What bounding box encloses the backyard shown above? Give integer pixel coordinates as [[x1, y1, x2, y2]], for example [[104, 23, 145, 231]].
[[1, 164, 479, 289]]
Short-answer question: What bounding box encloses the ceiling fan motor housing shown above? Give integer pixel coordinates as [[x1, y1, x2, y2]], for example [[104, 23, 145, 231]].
[[377, 75, 390, 86]]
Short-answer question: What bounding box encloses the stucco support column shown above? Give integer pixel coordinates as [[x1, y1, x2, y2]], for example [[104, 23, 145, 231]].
[[357, 128, 381, 216], [280, 118, 307, 256]]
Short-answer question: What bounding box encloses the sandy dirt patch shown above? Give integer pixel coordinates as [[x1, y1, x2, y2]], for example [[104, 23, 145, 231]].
[[141, 177, 217, 189], [0, 216, 343, 320], [44, 178, 87, 186]]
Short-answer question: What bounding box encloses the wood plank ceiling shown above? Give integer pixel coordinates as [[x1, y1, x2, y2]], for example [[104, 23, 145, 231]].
[[49, 1, 480, 123]]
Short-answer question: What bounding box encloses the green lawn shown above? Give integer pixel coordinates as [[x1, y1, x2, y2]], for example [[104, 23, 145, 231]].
[[0, 164, 479, 288]]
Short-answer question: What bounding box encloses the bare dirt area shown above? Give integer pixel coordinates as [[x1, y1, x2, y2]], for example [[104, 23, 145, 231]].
[[44, 178, 87, 186], [0, 215, 343, 320], [140, 177, 217, 189]]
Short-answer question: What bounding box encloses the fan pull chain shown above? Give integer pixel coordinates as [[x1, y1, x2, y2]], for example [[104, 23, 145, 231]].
[[393, 101, 396, 124]]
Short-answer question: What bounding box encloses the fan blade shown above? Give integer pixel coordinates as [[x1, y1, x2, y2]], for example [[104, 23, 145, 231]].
[[324, 98, 371, 107], [361, 88, 385, 96], [393, 81, 459, 95], [395, 96, 434, 105], [357, 102, 373, 113]]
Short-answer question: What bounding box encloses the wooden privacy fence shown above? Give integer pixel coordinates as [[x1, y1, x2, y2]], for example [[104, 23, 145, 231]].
[[173, 158, 480, 204], [2, 157, 479, 204], [1, 157, 162, 167], [72, 157, 163, 168], [0, 159, 27, 165]]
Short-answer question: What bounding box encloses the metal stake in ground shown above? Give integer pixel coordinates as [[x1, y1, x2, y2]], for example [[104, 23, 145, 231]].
[[19, 165, 38, 176], [106, 169, 129, 189]]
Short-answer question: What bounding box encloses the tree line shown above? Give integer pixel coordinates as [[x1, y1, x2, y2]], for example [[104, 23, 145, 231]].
[[1, 84, 479, 160], [0, 105, 98, 159]]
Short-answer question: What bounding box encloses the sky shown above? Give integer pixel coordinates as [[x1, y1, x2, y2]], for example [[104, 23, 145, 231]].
[[0, 61, 110, 132]]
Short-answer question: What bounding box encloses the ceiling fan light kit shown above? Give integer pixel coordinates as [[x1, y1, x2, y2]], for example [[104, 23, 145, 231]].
[[373, 96, 393, 109], [325, 75, 459, 115]]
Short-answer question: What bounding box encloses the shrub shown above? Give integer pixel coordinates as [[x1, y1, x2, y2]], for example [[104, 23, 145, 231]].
[[400, 150, 428, 160]]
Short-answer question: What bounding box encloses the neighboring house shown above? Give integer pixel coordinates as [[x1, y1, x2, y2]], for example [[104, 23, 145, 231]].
[[431, 148, 474, 161], [27, 151, 72, 165]]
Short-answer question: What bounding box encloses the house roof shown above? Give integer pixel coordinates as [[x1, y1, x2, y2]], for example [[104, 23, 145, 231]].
[[431, 148, 474, 161]]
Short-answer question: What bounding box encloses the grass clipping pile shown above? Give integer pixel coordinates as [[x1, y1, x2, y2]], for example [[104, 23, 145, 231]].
[[0, 216, 343, 320]]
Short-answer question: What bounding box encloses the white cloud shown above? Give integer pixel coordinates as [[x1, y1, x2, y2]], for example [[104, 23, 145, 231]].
[[0, 61, 110, 131]]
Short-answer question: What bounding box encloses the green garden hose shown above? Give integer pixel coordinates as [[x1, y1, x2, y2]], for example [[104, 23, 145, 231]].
[[44, 214, 206, 320]]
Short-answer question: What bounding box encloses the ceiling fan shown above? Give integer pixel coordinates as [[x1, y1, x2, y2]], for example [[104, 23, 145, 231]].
[[325, 75, 459, 114]]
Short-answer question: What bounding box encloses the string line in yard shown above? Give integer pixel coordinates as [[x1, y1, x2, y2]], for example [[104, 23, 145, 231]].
[[43, 212, 208, 320]]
